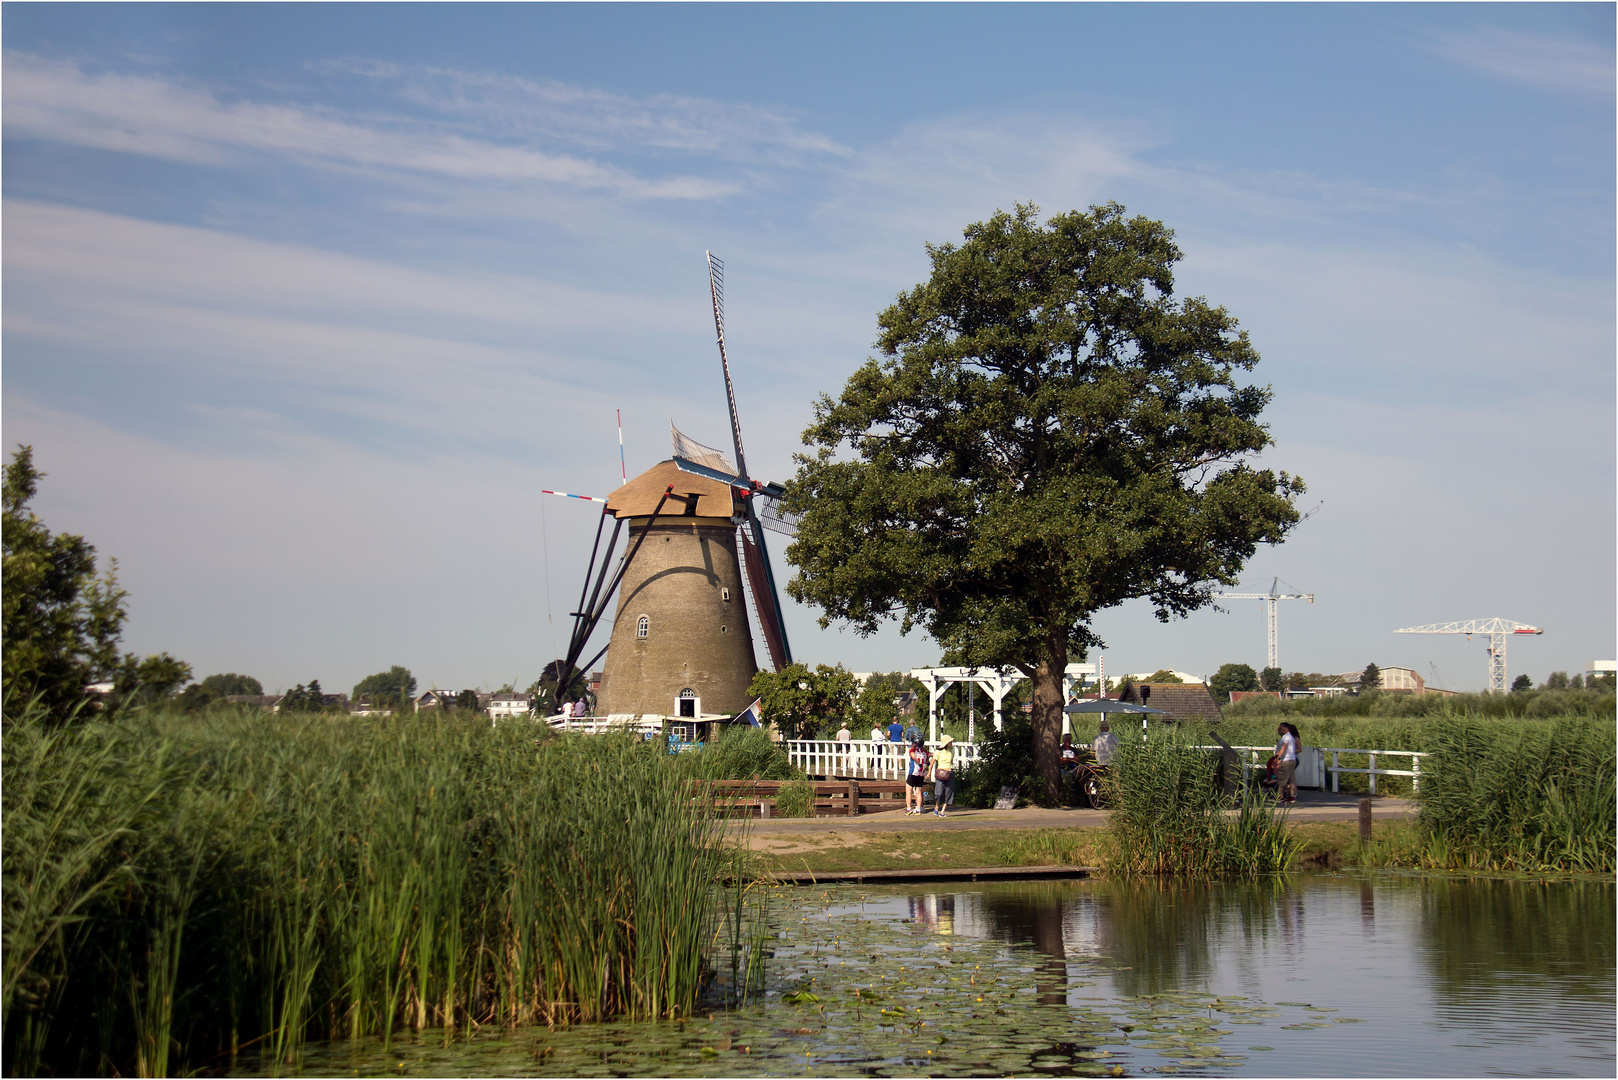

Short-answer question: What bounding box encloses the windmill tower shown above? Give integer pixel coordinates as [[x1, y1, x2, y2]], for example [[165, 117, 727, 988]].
[[592, 461, 759, 716], [551, 253, 798, 719]]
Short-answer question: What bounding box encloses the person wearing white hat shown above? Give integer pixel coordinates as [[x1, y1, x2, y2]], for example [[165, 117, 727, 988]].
[[931, 734, 957, 817]]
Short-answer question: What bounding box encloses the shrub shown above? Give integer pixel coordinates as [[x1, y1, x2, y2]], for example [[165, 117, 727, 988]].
[[774, 779, 815, 818], [688, 724, 802, 781], [955, 711, 1048, 808], [1104, 729, 1296, 876]]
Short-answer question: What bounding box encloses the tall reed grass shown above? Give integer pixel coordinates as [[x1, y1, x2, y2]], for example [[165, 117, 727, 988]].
[[2, 700, 750, 1077], [1412, 716, 1615, 872], [1104, 730, 1297, 876]]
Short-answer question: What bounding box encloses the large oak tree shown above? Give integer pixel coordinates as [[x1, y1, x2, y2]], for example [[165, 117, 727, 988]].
[[782, 204, 1304, 798]]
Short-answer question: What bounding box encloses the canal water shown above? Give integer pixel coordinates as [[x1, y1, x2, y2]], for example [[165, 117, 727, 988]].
[[270, 872, 1613, 1077]]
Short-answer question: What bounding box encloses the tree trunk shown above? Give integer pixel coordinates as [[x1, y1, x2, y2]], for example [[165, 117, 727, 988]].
[[1030, 641, 1069, 803]]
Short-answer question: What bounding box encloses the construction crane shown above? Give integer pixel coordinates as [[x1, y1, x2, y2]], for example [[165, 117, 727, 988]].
[[1213, 578, 1314, 671], [1393, 619, 1543, 694]]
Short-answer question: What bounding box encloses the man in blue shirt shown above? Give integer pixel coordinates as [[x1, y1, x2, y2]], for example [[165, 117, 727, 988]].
[[887, 718, 905, 764]]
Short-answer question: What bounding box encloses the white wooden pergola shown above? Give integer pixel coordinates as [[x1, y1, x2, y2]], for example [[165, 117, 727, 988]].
[[909, 663, 1098, 741]]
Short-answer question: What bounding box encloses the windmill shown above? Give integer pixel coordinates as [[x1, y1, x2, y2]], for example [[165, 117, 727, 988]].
[[666, 252, 796, 671], [544, 253, 796, 719]]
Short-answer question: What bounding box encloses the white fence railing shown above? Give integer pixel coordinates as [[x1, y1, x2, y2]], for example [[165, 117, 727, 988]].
[[544, 714, 664, 736], [1215, 745, 1428, 794], [786, 740, 981, 780], [1325, 747, 1428, 795]]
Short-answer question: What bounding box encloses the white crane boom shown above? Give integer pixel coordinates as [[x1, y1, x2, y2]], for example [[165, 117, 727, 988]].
[[1212, 578, 1314, 671], [1393, 618, 1543, 694]]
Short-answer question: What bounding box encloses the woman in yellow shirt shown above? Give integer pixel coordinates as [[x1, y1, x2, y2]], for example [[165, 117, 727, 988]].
[[931, 734, 957, 817]]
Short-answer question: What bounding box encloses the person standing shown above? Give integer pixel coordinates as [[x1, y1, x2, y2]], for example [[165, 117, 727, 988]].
[[1273, 722, 1299, 804], [835, 721, 852, 772], [904, 737, 932, 815], [887, 718, 905, 768], [1091, 719, 1119, 766], [931, 735, 957, 817]]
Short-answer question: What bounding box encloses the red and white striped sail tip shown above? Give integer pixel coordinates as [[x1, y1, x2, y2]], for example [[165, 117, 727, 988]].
[[540, 490, 608, 504]]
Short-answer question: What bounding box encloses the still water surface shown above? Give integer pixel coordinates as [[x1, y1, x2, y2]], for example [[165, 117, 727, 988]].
[[270, 872, 1613, 1077]]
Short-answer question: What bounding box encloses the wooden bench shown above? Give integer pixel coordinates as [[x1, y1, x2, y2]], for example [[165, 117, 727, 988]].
[[696, 778, 912, 817]]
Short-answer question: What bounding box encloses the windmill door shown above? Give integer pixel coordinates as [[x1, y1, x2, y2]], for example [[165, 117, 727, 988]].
[[677, 688, 700, 718]]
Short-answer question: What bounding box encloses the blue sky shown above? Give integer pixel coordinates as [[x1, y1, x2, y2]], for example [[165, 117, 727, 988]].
[[4, 3, 1613, 695]]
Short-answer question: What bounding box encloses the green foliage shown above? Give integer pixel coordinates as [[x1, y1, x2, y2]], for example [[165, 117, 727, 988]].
[[1259, 666, 1283, 692], [352, 665, 416, 707], [1511, 673, 1534, 692], [773, 779, 815, 818], [783, 203, 1304, 799], [109, 652, 192, 710], [278, 680, 326, 713], [1209, 662, 1259, 702], [1361, 662, 1381, 691], [678, 724, 801, 781], [1, 701, 744, 1076], [1224, 685, 1615, 725], [747, 662, 857, 740], [174, 672, 265, 712], [1415, 716, 1615, 872], [1144, 669, 1185, 684], [1104, 729, 1297, 875], [1540, 670, 1570, 691], [2, 446, 129, 720], [853, 671, 923, 732], [455, 689, 480, 711], [202, 672, 261, 697], [956, 711, 1049, 808]]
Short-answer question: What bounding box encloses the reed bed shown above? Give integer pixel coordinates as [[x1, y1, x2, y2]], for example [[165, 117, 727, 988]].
[[2, 700, 752, 1077], [1411, 716, 1615, 872], [1103, 730, 1297, 876]]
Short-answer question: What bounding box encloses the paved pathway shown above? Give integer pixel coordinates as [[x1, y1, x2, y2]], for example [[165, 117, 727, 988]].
[[732, 789, 1414, 836]]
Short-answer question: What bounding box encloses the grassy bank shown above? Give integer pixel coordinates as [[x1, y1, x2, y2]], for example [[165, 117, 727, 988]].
[[2, 703, 761, 1077]]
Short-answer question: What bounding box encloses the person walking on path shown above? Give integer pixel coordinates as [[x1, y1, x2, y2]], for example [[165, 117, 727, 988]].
[[931, 735, 957, 817], [1273, 722, 1299, 804], [904, 737, 933, 814], [887, 718, 905, 766]]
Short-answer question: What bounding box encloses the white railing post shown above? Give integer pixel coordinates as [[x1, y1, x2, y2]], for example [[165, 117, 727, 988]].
[[1411, 754, 1420, 793], [1332, 750, 1340, 793], [1368, 752, 1378, 796]]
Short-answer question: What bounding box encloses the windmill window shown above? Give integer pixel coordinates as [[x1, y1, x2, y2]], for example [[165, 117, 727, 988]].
[[720, 625, 727, 634], [721, 587, 731, 602], [636, 615, 649, 638]]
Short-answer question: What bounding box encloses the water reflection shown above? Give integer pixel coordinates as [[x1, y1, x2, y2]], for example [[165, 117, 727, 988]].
[[879, 873, 1614, 1075], [271, 873, 1615, 1078]]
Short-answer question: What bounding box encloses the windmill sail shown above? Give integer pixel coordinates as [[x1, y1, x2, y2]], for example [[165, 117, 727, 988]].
[[670, 423, 737, 479], [756, 492, 799, 536], [739, 530, 788, 670], [704, 250, 792, 669]]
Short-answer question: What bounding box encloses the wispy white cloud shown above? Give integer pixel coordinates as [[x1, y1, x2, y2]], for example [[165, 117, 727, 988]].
[[1420, 26, 1615, 95], [318, 58, 850, 163], [1, 54, 739, 198]]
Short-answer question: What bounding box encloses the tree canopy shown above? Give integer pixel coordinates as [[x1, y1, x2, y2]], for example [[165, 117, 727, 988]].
[[1360, 662, 1382, 691], [4, 445, 192, 720], [748, 663, 858, 741], [352, 665, 416, 707], [1209, 662, 1259, 701], [783, 204, 1303, 796]]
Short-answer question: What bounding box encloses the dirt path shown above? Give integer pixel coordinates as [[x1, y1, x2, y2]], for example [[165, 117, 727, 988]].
[[734, 790, 1415, 851]]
